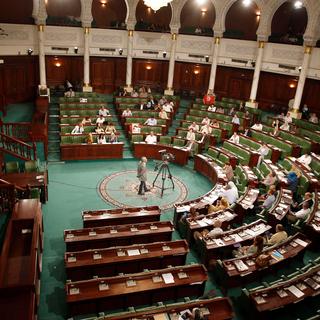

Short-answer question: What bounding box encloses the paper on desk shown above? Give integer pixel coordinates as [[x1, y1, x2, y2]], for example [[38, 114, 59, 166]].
[[162, 273, 175, 284], [294, 238, 309, 247], [127, 249, 140, 256], [176, 205, 190, 213], [287, 285, 304, 298], [232, 234, 243, 242], [197, 219, 208, 227]]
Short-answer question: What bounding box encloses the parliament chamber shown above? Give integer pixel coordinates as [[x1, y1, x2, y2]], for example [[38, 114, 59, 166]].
[[1, 0, 320, 320]]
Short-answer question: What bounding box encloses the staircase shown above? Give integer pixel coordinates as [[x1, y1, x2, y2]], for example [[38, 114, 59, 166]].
[[168, 99, 191, 136], [47, 98, 61, 161], [0, 132, 37, 161]]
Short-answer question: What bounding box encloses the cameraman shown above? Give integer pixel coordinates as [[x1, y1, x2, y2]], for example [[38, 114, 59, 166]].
[[137, 157, 149, 195]]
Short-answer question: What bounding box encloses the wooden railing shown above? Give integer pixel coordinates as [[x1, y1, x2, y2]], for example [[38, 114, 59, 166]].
[[0, 122, 31, 141], [0, 181, 17, 214], [0, 132, 37, 161]]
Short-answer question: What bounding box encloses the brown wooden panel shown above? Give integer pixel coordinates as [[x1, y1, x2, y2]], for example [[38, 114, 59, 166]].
[[0, 0, 33, 24], [301, 78, 320, 114], [92, 0, 127, 29], [46, 0, 81, 18], [46, 56, 83, 87]]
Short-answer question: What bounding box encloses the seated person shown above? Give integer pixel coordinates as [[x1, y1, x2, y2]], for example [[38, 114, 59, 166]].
[[266, 224, 288, 246], [201, 117, 210, 126], [122, 108, 132, 117], [144, 117, 157, 126], [71, 123, 84, 134], [200, 123, 212, 135], [234, 236, 264, 258], [280, 121, 290, 131], [257, 186, 276, 210], [109, 131, 118, 143], [98, 105, 110, 117], [224, 162, 234, 181], [145, 131, 157, 144], [180, 206, 199, 222], [186, 128, 196, 141], [251, 122, 263, 131], [86, 132, 93, 144], [207, 105, 216, 112], [261, 172, 277, 187], [229, 132, 239, 144], [97, 134, 106, 144], [257, 144, 270, 166], [208, 197, 229, 214], [188, 122, 199, 132], [291, 192, 313, 212], [154, 104, 162, 112], [232, 114, 240, 125], [180, 307, 205, 320], [139, 86, 148, 98], [287, 202, 311, 223], [145, 99, 154, 110], [95, 123, 105, 134], [159, 96, 167, 106], [309, 113, 318, 124], [220, 181, 239, 205], [81, 116, 91, 125], [105, 122, 116, 133], [131, 90, 139, 97], [271, 119, 279, 136], [228, 107, 235, 116], [158, 108, 168, 120], [96, 115, 105, 125], [211, 119, 220, 128], [297, 153, 312, 168], [185, 139, 197, 156], [163, 102, 173, 113], [194, 219, 223, 241], [287, 170, 299, 198], [64, 88, 75, 97], [284, 112, 292, 124]]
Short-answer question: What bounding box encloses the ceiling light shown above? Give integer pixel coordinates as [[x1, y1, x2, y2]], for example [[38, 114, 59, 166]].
[[143, 0, 173, 12], [294, 1, 303, 9], [196, 0, 206, 5], [146, 65, 152, 70], [242, 0, 251, 7]]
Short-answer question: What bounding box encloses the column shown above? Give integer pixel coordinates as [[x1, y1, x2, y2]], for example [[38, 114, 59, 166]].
[[248, 41, 265, 104], [125, 30, 134, 92], [292, 46, 312, 118], [207, 36, 221, 93], [38, 24, 47, 88], [164, 33, 177, 96], [83, 27, 92, 92]]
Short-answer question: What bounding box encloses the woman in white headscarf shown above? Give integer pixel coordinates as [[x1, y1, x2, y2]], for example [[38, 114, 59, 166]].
[[220, 181, 239, 205]]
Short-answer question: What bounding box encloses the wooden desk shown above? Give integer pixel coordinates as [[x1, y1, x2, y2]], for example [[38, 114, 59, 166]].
[[196, 219, 271, 266], [66, 264, 208, 317], [104, 297, 234, 320], [82, 206, 161, 228], [245, 263, 320, 316], [0, 171, 48, 203], [64, 221, 174, 252], [218, 233, 311, 288], [0, 199, 43, 320], [305, 191, 320, 242], [133, 143, 189, 166], [194, 154, 224, 184], [65, 240, 189, 281], [61, 142, 124, 160]]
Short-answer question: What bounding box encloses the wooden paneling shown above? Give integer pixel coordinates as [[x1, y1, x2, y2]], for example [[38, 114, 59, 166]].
[[173, 62, 210, 95], [0, 56, 38, 105], [92, 0, 127, 29], [132, 59, 169, 91], [46, 0, 81, 18], [90, 57, 126, 93], [256, 71, 297, 111], [180, 0, 215, 29], [214, 66, 253, 100], [301, 78, 320, 114], [225, 0, 259, 41], [46, 56, 84, 87], [0, 0, 33, 24]]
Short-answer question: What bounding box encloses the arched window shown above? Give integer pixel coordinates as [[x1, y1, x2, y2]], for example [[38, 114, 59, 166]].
[[0, 0, 33, 24], [180, 0, 215, 36], [92, 0, 127, 29], [135, 0, 171, 33], [224, 0, 259, 41], [269, 1, 307, 46], [46, 0, 81, 27]]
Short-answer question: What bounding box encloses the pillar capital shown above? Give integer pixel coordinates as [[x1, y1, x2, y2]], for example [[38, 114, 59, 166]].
[[38, 24, 45, 32], [304, 46, 313, 54], [84, 27, 90, 34], [171, 33, 177, 41], [214, 37, 221, 45], [258, 41, 265, 49], [128, 30, 134, 37]]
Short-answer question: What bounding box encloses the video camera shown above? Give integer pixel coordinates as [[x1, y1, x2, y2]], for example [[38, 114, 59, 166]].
[[154, 149, 175, 171]]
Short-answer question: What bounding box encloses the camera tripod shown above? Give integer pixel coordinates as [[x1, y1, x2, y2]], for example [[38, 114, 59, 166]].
[[152, 161, 175, 198]]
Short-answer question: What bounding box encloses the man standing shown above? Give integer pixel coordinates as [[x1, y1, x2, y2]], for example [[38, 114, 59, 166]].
[[137, 157, 149, 195]]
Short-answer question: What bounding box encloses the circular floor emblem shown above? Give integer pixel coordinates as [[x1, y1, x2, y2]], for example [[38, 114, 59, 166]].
[[98, 170, 188, 210]]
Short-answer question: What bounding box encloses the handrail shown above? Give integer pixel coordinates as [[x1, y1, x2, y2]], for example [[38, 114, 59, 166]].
[[0, 122, 32, 141], [0, 179, 25, 192], [0, 132, 37, 161]]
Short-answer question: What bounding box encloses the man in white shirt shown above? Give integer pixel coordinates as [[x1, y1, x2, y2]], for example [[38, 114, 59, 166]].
[[207, 105, 216, 112], [232, 114, 240, 125], [284, 112, 292, 124], [309, 113, 318, 124], [298, 154, 312, 168], [122, 108, 132, 117], [206, 220, 223, 239], [288, 202, 311, 222], [96, 115, 105, 125], [201, 117, 210, 126], [200, 124, 212, 135], [188, 122, 199, 132], [144, 117, 157, 126], [99, 106, 110, 117], [229, 132, 239, 144], [145, 131, 157, 144], [159, 109, 168, 120], [251, 122, 263, 131], [186, 129, 196, 141], [71, 123, 84, 134], [65, 88, 75, 97], [257, 144, 270, 166]]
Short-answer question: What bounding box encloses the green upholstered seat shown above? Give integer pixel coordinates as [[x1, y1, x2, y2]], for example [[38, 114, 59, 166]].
[[5, 161, 20, 173], [24, 160, 38, 173]]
